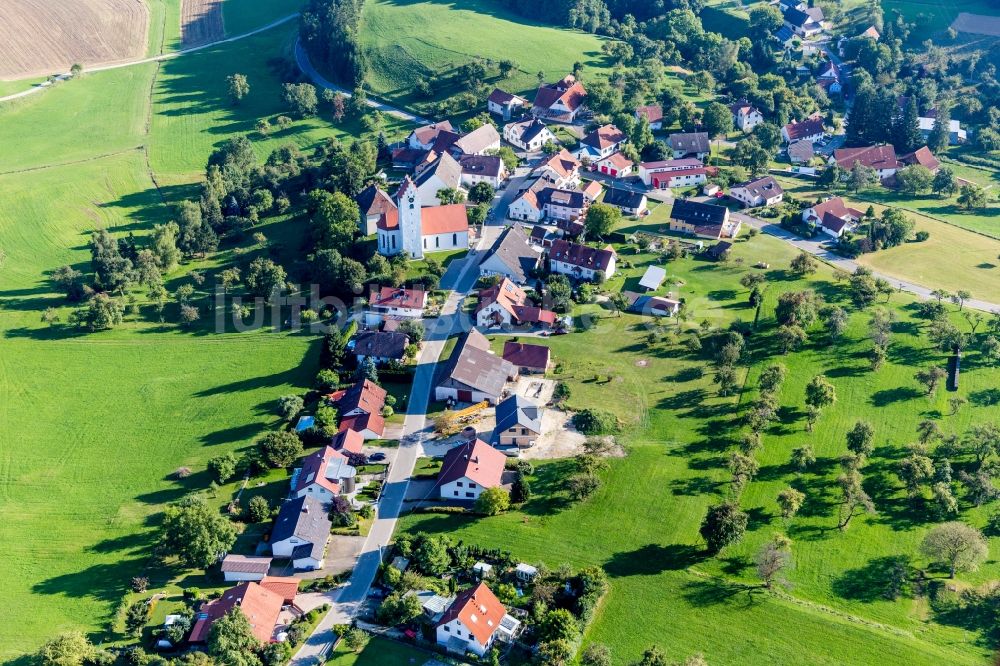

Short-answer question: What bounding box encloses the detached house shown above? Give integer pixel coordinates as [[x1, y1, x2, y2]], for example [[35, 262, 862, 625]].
[[487, 88, 527, 121], [666, 132, 710, 159], [531, 74, 587, 122], [367, 285, 427, 323], [576, 124, 627, 160], [802, 197, 863, 238], [476, 278, 556, 329], [531, 149, 582, 188], [919, 116, 967, 144], [327, 379, 388, 440], [188, 578, 299, 643], [355, 185, 395, 236], [349, 330, 409, 365], [436, 329, 517, 405], [507, 183, 588, 224], [408, 121, 457, 151], [502, 340, 551, 375], [548, 239, 616, 281], [413, 152, 466, 206], [635, 104, 664, 130], [729, 176, 784, 208], [782, 116, 825, 144], [900, 146, 940, 173], [452, 123, 502, 157], [668, 199, 742, 239], [436, 583, 520, 656], [269, 496, 331, 570], [603, 187, 647, 216], [437, 439, 507, 502], [783, 5, 824, 37], [503, 118, 557, 151], [832, 145, 901, 179], [493, 394, 543, 448], [478, 224, 542, 284], [459, 154, 507, 189], [639, 158, 707, 189], [292, 445, 357, 501], [730, 100, 764, 132]]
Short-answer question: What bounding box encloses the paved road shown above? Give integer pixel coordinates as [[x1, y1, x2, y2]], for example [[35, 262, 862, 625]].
[[0, 14, 301, 104], [293, 40, 431, 125], [733, 211, 1000, 313]]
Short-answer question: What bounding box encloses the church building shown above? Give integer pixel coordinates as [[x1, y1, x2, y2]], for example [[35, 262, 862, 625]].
[[377, 177, 470, 259]]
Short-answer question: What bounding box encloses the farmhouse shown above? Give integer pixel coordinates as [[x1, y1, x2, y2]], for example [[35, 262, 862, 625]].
[[349, 330, 409, 365], [729, 176, 784, 208], [919, 117, 967, 144], [592, 152, 634, 179], [625, 291, 681, 316], [436, 329, 517, 404], [832, 145, 901, 179], [666, 132, 710, 159], [639, 158, 708, 189], [635, 104, 664, 130], [269, 496, 331, 570], [531, 149, 582, 188], [900, 146, 940, 173], [602, 187, 647, 215], [452, 123, 502, 157], [408, 121, 458, 151], [292, 445, 357, 501], [730, 100, 764, 132], [413, 152, 465, 205], [367, 285, 427, 323], [355, 185, 395, 236], [478, 224, 542, 284], [503, 118, 557, 151], [488, 89, 528, 121], [220, 555, 273, 583], [531, 74, 587, 122], [377, 177, 469, 258], [437, 439, 507, 501], [548, 239, 617, 281], [801, 197, 864, 238], [476, 278, 555, 329], [188, 578, 299, 643], [576, 124, 628, 160], [668, 199, 741, 239], [436, 583, 520, 656], [459, 154, 507, 189], [782, 116, 825, 144], [507, 181, 589, 224], [502, 340, 551, 374], [493, 394, 543, 448]]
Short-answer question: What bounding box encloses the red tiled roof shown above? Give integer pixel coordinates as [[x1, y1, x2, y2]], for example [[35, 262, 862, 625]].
[[900, 146, 940, 172], [636, 104, 663, 123], [477, 278, 555, 325], [438, 439, 506, 490], [368, 285, 427, 310], [436, 583, 507, 647], [503, 341, 551, 369], [340, 412, 385, 438], [809, 197, 863, 221], [189, 582, 286, 643], [834, 144, 900, 171], [536, 149, 580, 179], [549, 239, 615, 272], [783, 115, 825, 141], [582, 124, 626, 150], [412, 121, 455, 145], [294, 446, 351, 494], [331, 428, 365, 454], [599, 152, 633, 170], [259, 576, 299, 604], [378, 204, 470, 234], [533, 77, 587, 112]]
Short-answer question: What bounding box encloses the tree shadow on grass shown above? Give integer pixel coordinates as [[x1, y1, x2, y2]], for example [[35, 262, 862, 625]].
[[670, 475, 724, 497], [831, 555, 914, 603], [603, 543, 706, 577], [870, 386, 923, 406], [32, 562, 138, 604], [681, 577, 763, 608], [970, 388, 1000, 406]]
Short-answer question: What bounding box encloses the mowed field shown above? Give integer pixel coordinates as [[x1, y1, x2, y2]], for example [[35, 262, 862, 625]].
[[358, 0, 615, 110], [0, 0, 149, 79], [401, 230, 1000, 665]]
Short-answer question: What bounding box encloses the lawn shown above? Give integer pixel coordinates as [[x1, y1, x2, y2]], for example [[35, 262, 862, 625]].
[[222, 0, 305, 36], [881, 0, 1000, 42], [400, 231, 1000, 665], [358, 0, 615, 112], [326, 636, 432, 665]]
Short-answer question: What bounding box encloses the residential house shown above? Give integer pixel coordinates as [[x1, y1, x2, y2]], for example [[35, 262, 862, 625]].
[[773, 25, 797, 48], [487, 89, 527, 121], [603, 187, 647, 215], [816, 59, 842, 94], [832, 145, 901, 179], [592, 152, 634, 179], [635, 104, 664, 130], [666, 132, 710, 159], [705, 240, 733, 261], [781, 116, 825, 144], [576, 124, 627, 161], [329, 379, 386, 420], [783, 5, 824, 37], [531, 74, 587, 122], [919, 117, 967, 144], [436, 583, 520, 657], [581, 180, 603, 202], [801, 197, 864, 238], [459, 154, 507, 189], [478, 224, 542, 284], [292, 445, 357, 501], [531, 149, 582, 188], [787, 139, 815, 164], [668, 199, 742, 239], [435, 329, 517, 404], [338, 412, 384, 440], [437, 439, 507, 501], [220, 555, 273, 583], [408, 121, 457, 151], [188, 578, 299, 643], [476, 278, 555, 329], [452, 124, 502, 157], [355, 185, 395, 236], [330, 427, 366, 454], [413, 152, 466, 206], [900, 146, 940, 173], [502, 341, 551, 374], [269, 496, 331, 570], [639, 158, 707, 189], [730, 100, 764, 132], [548, 239, 617, 281], [638, 265, 666, 291], [625, 291, 681, 317], [508, 181, 589, 224], [493, 394, 543, 448], [503, 118, 557, 151], [349, 330, 409, 365], [366, 285, 427, 325], [729, 176, 784, 208], [377, 177, 469, 258]]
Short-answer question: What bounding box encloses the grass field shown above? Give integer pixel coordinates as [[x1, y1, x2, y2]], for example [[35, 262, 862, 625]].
[[358, 0, 614, 112], [400, 231, 1000, 665], [882, 0, 1000, 41]]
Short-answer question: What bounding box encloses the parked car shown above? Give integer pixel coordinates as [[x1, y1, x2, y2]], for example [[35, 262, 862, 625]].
[[369, 452, 386, 461]]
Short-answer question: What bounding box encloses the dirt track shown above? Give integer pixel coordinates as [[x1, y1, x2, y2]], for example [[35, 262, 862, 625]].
[[181, 0, 225, 47], [950, 12, 1000, 37], [0, 0, 148, 79]]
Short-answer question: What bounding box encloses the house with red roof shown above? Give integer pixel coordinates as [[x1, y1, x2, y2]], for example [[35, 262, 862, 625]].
[[781, 116, 825, 144], [407, 121, 457, 151], [437, 439, 507, 501], [436, 583, 520, 656], [801, 197, 864, 238], [367, 285, 428, 324], [531, 74, 587, 122], [328, 379, 387, 420], [832, 145, 901, 179], [638, 158, 707, 189], [548, 239, 617, 281], [531, 149, 582, 189], [476, 278, 556, 329], [188, 578, 299, 644], [576, 124, 627, 160], [338, 412, 385, 440], [355, 185, 396, 236], [635, 104, 663, 130], [292, 445, 357, 500], [593, 152, 634, 179], [330, 428, 365, 454], [900, 146, 940, 173], [502, 341, 551, 374], [377, 177, 469, 258]]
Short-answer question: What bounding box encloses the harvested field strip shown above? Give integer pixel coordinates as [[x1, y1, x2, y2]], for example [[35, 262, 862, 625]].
[[951, 11, 1000, 35], [0, 0, 148, 79], [181, 0, 225, 47]]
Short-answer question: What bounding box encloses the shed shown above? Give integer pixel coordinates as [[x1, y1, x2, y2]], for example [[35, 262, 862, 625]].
[[515, 563, 538, 581], [703, 183, 720, 196], [638, 265, 666, 291], [473, 561, 494, 578]]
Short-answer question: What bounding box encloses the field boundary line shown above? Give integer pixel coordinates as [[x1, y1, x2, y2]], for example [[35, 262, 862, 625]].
[[0, 147, 145, 177]]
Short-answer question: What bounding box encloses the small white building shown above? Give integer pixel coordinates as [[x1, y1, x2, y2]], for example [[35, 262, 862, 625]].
[[220, 555, 273, 582], [488, 89, 528, 121]]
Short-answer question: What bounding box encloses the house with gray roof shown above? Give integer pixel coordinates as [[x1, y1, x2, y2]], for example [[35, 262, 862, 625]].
[[435, 329, 517, 405], [493, 394, 543, 449], [478, 224, 541, 285], [269, 496, 331, 570], [666, 132, 710, 159], [414, 152, 465, 205]]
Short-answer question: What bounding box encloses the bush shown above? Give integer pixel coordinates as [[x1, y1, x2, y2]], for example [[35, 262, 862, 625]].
[[245, 495, 271, 523], [207, 452, 239, 484], [573, 409, 619, 435], [914, 230, 930, 242], [475, 487, 510, 515], [257, 430, 303, 468]]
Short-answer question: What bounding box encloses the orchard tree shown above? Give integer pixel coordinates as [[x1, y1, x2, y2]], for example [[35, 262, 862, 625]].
[[257, 430, 303, 468], [777, 487, 805, 519], [805, 375, 836, 412], [226, 73, 250, 105], [846, 421, 875, 458], [932, 167, 957, 197], [700, 501, 748, 553], [920, 522, 988, 578], [957, 184, 987, 211], [282, 82, 318, 117], [159, 495, 237, 568], [914, 366, 947, 396]]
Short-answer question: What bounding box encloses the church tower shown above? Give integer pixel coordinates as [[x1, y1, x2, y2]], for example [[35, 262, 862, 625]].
[[397, 177, 423, 259]]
